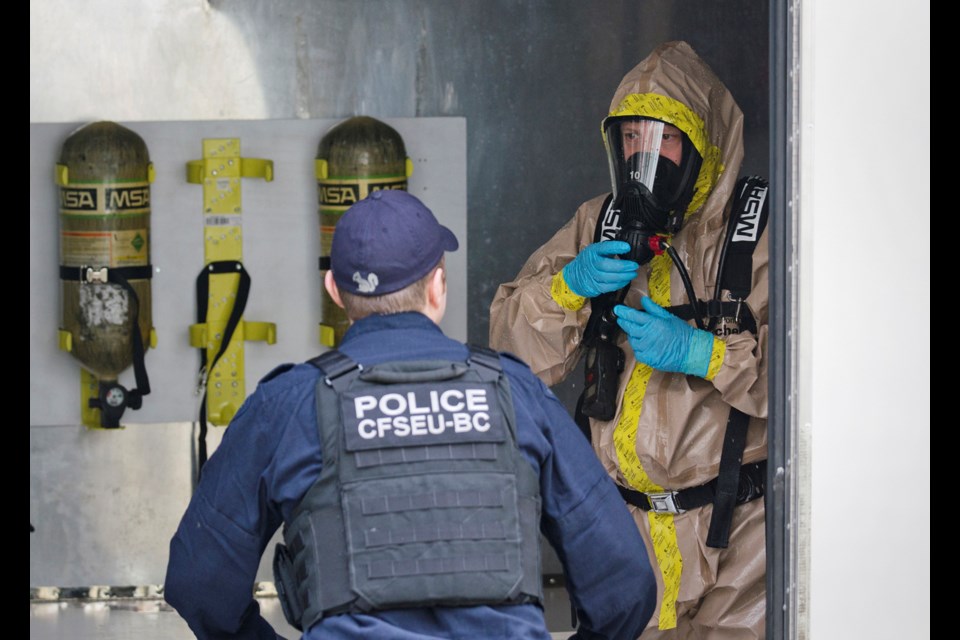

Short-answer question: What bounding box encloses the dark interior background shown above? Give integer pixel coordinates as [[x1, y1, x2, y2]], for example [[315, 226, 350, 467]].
[[213, 0, 770, 412]]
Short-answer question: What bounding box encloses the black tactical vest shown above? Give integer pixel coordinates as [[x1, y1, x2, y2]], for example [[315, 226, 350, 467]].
[[273, 346, 543, 631]]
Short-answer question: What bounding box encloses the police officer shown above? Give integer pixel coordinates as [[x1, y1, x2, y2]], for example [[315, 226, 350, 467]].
[[164, 189, 657, 639]]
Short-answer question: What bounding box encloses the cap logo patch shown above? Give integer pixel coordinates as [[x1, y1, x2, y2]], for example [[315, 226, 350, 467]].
[[353, 271, 379, 293]]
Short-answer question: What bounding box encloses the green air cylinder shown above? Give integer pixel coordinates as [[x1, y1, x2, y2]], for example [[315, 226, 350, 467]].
[[316, 116, 412, 347], [57, 120, 154, 381]]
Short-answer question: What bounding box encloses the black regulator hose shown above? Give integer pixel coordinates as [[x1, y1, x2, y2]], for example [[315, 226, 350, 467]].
[[659, 239, 706, 330]]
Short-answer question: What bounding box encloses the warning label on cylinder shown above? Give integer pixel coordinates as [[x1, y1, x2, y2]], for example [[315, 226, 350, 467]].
[[61, 229, 149, 267]]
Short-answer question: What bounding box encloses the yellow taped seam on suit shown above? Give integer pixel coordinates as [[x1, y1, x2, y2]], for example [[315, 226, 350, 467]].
[[613, 252, 682, 630]]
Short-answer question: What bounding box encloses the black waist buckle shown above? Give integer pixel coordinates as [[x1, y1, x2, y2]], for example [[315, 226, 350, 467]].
[[618, 460, 766, 515]]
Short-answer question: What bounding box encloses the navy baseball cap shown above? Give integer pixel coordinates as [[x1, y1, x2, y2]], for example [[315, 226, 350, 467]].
[[330, 190, 459, 296]]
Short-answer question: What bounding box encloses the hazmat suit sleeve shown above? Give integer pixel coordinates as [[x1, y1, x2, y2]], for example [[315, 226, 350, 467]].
[[489, 194, 608, 387]]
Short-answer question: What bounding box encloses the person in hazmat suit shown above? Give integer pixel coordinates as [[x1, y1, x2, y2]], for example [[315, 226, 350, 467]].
[[489, 40, 768, 639]]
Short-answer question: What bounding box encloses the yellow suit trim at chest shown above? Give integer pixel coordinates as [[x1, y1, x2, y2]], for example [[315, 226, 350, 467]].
[[613, 251, 681, 630]]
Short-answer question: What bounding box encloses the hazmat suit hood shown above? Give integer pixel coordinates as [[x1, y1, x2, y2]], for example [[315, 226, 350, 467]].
[[603, 40, 745, 235]]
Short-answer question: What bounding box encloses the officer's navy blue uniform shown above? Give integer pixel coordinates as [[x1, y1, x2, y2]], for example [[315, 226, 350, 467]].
[[164, 312, 656, 639]]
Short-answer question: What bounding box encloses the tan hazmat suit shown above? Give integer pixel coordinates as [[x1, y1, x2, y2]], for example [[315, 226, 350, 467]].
[[489, 41, 768, 639]]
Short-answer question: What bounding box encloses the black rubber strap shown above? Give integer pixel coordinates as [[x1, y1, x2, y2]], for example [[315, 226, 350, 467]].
[[705, 408, 751, 548], [573, 393, 592, 443], [195, 261, 251, 480], [110, 269, 151, 401], [59, 265, 154, 282]]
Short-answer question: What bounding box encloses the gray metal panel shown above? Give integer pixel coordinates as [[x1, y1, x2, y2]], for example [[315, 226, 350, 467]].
[[30, 421, 288, 588], [29, 598, 575, 639], [30, 422, 200, 587]]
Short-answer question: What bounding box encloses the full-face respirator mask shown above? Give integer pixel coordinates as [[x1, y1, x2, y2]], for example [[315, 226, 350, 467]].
[[602, 116, 703, 265], [577, 117, 704, 422]]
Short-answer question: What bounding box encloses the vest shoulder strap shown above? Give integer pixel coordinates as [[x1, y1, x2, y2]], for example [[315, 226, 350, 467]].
[[466, 344, 504, 383], [307, 349, 362, 391], [308, 346, 503, 382]]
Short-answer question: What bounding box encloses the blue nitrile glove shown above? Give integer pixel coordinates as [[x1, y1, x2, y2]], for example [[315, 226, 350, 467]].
[[561, 240, 639, 298], [614, 297, 715, 377]]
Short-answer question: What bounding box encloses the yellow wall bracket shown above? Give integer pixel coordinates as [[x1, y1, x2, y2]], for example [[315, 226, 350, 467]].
[[186, 138, 276, 426]]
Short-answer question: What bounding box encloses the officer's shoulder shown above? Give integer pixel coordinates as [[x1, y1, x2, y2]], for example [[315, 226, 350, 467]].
[[259, 362, 298, 383], [491, 351, 558, 405], [468, 344, 526, 369], [495, 350, 530, 368], [258, 359, 323, 386]]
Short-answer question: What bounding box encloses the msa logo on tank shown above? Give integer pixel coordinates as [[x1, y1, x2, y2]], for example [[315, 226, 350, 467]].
[[319, 181, 408, 206], [731, 182, 767, 243], [60, 185, 151, 213], [342, 381, 506, 451]]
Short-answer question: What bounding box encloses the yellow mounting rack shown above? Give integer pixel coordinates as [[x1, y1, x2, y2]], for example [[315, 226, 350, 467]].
[[186, 138, 276, 426]]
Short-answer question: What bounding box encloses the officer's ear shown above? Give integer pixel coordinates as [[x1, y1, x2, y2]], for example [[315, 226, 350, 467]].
[[425, 265, 447, 321], [430, 266, 446, 299], [324, 270, 345, 309]]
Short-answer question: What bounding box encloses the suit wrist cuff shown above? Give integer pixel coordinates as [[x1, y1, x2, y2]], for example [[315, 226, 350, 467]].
[[704, 336, 726, 380], [551, 271, 587, 310], [685, 329, 715, 378]]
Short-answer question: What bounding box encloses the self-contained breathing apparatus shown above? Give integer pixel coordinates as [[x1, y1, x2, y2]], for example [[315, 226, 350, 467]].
[[316, 116, 413, 348], [578, 116, 703, 421], [273, 346, 543, 631], [575, 116, 769, 549], [56, 121, 155, 429]]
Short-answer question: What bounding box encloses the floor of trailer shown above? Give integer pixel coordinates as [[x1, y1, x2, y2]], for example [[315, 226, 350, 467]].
[[29, 586, 577, 639]]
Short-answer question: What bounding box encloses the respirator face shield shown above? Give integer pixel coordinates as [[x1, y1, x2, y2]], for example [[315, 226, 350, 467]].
[[603, 116, 703, 234]]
